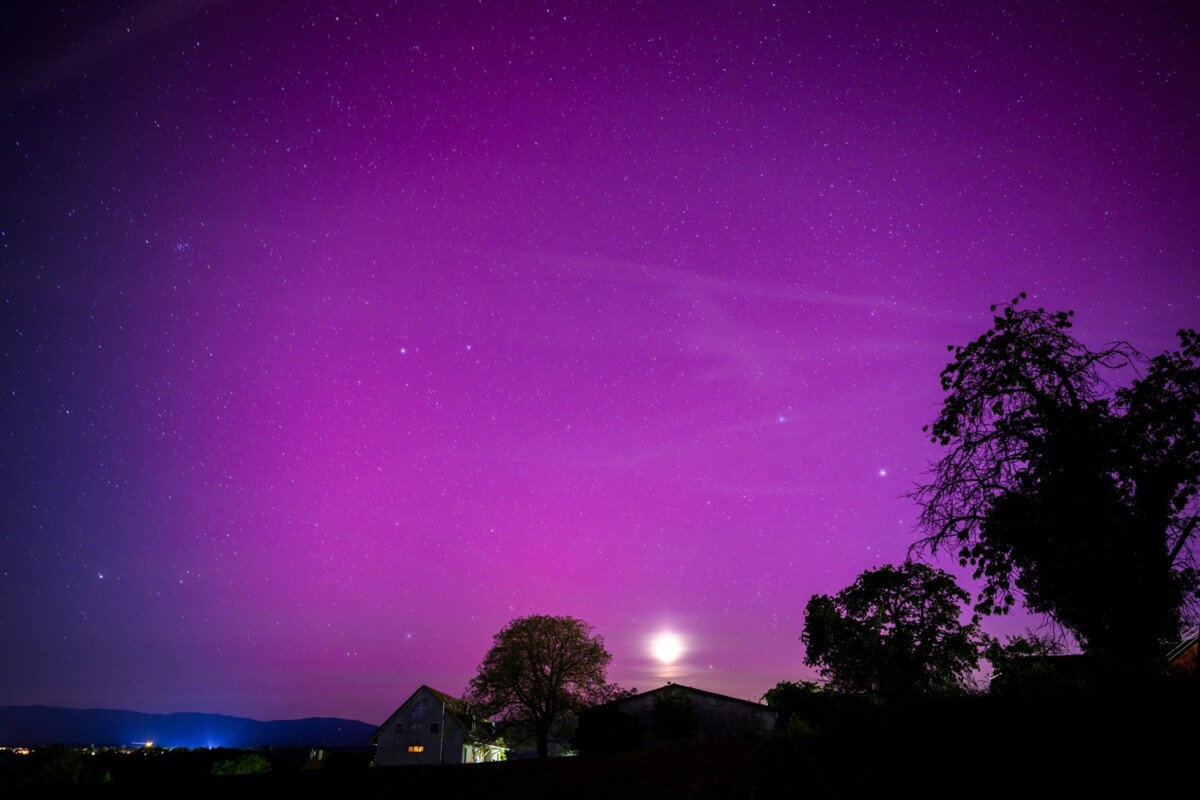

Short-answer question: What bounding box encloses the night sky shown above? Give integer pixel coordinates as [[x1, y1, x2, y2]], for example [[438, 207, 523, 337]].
[[3, 1, 1198, 725]]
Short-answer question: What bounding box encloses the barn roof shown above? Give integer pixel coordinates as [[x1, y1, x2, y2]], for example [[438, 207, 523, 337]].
[[592, 683, 774, 712]]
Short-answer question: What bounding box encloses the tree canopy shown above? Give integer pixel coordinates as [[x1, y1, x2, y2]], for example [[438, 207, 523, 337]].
[[650, 685, 696, 742], [912, 296, 1200, 676], [801, 562, 987, 699], [762, 680, 834, 733], [466, 614, 624, 758]]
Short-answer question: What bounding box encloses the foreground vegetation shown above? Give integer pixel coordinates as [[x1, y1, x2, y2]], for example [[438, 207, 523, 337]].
[[6, 677, 1196, 797]]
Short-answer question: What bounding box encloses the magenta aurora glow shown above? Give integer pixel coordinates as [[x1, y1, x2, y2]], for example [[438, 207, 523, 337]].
[[2, 2, 1197, 723]]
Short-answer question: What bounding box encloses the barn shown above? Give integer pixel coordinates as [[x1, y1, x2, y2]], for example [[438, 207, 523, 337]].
[[577, 683, 778, 752]]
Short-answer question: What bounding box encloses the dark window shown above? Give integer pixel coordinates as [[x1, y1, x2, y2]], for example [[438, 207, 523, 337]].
[[429, 723, 440, 734], [395, 723, 405, 734]]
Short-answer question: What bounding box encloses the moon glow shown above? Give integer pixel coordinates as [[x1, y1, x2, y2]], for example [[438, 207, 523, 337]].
[[650, 631, 684, 664]]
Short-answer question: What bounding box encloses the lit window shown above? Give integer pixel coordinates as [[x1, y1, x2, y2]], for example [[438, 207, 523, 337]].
[[407, 745, 424, 753]]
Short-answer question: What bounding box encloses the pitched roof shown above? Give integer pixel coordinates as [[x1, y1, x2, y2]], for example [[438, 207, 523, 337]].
[[423, 685, 481, 734], [368, 685, 485, 744], [592, 683, 775, 713]]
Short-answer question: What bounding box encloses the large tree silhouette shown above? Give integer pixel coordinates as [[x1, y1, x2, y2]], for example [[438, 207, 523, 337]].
[[912, 295, 1200, 677], [466, 614, 623, 758], [802, 562, 987, 698]]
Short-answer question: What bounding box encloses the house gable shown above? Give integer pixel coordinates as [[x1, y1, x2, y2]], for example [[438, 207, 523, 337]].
[[370, 685, 476, 765]]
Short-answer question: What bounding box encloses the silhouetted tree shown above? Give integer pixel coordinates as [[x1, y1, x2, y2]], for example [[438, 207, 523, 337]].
[[762, 679, 837, 742], [650, 685, 695, 743], [762, 680, 827, 725], [763, 678, 887, 741], [986, 632, 1087, 699], [17, 745, 89, 787], [211, 753, 271, 776], [802, 562, 988, 699], [466, 614, 624, 758], [912, 295, 1200, 677]]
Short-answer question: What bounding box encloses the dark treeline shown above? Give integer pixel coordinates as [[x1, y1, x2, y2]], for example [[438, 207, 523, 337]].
[[6, 682, 1199, 798]]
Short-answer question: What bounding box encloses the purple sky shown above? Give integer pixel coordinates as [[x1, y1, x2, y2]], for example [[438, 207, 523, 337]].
[[2, 1, 1197, 724]]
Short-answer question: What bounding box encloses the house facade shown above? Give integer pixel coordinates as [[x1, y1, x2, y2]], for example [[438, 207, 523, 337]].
[[369, 685, 504, 765]]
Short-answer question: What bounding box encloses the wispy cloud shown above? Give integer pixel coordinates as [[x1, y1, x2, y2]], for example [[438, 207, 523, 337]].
[[547, 252, 971, 323]]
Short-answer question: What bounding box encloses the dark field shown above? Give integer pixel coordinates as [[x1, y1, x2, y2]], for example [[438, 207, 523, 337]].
[[11, 689, 1197, 798]]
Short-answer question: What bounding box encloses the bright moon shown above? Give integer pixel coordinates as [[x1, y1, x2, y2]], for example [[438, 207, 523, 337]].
[[650, 632, 684, 664]]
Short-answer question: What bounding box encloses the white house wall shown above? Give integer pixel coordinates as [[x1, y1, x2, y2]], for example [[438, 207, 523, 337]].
[[374, 687, 469, 766]]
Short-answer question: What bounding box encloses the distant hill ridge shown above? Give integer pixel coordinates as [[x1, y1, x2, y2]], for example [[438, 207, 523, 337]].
[[0, 705, 376, 748]]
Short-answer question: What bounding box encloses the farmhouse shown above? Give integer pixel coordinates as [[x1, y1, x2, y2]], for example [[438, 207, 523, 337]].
[[578, 683, 778, 752], [369, 685, 505, 765]]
